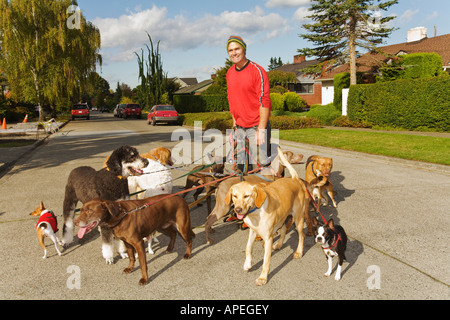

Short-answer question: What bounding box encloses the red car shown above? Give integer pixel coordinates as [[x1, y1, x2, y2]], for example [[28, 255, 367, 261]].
[[120, 104, 142, 119], [147, 105, 179, 126], [71, 103, 90, 120]]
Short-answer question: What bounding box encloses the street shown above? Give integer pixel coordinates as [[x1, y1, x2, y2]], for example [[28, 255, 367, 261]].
[[0, 112, 449, 300]]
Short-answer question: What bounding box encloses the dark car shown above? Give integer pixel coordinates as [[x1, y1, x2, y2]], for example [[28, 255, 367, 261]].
[[120, 104, 141, 119], [71, 103, 90, 120], [147, 105, 179, 126]]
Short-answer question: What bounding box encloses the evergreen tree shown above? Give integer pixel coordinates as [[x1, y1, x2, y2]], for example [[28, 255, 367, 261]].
[[268, 57, 283, 71], [299, 0, 398, 85]]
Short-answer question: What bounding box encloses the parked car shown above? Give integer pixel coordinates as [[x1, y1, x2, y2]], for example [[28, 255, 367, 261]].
[[113, 105, 121, 117], [147, 105, 179, 126], [118, 103, 142, 119], [71, 103, 90, 120]]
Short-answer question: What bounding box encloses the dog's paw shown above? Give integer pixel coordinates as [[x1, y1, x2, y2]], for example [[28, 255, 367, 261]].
[[244, 260, 252, 271], [255, 277, 267, 286], [139, 277, 148, 286], [120, 252, 129, 259], [105, 258, 114, 265], [324, 271, 331, 277], [334, 274, 341, 281], [123, 267, 133, 274], [293, 252, 303, 259]]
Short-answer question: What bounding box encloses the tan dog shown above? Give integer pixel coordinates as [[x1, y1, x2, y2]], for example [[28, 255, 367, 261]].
[[75, 195, 194, 286], [225, 147, 311, 286], [204, 150, 304, 245], [305, 155, 337, 208], [141, 147, 173, 166]]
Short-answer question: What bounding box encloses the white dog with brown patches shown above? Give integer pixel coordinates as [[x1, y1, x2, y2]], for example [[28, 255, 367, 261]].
[[225, 147, 312, 286]]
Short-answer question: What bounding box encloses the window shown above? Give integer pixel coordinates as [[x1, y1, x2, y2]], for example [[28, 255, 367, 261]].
[[288, 83, 314, 94]]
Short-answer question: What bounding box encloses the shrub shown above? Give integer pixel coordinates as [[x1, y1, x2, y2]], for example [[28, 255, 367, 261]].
[[305, 103, 341, 125], [270, 93, 285, 111], [283, 92, 307, 112], [348, 75, 450, 131], [332, 116, 371, 128], [173, 94, 229, 113], [270, 116, 320, 130]]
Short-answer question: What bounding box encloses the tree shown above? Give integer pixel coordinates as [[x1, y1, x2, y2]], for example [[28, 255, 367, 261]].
[[268, 57, 283, 71], [0, 0, 101, 121], [135, 33, 167, 108], [298, 0, 398, 85]]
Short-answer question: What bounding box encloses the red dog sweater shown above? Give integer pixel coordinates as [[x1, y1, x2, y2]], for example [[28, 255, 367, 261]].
[[36, 210, 59, 233]]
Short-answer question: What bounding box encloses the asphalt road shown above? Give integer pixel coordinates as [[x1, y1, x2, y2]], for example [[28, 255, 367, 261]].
[[0, 112, 449, 302]]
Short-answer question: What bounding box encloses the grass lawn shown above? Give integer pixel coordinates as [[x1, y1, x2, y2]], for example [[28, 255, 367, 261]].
[[279, 128, 450, 165]]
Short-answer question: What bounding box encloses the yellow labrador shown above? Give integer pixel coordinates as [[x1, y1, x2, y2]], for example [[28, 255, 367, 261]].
[[225, 147, 311, 286]]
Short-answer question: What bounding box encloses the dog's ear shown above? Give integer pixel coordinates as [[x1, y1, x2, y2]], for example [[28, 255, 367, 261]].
[[253, 186, 267, 208], [102, 201, 122, 217], [39, 201, 45, 210], [225, 187, 233, 205], [106, 150, 123, 175], [312, 217, 319, 227], [327, 219, 335, 229]]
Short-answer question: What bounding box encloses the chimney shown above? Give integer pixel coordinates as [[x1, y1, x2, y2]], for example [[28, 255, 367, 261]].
[[294, 54, 306, 64], [407, 27, 427, 42]]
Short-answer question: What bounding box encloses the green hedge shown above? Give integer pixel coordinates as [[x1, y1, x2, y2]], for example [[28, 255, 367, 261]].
[[348, 75, 450, 131], [173, 94, 229, 113]]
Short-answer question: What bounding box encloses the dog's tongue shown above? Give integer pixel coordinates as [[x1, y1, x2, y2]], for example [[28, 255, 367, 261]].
[[236, 214, 245, 220], [77, 227, 88, 239]]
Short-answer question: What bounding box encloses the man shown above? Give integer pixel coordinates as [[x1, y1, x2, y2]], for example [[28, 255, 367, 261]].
[[226, 35, 272, 172]]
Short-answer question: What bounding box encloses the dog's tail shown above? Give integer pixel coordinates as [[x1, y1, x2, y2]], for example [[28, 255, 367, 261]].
[[278, 147, 309, 196], [277, 146, 299, 180]]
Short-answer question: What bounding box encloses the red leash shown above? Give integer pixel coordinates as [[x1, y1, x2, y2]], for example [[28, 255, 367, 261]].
[[305, 186, 328, 226]]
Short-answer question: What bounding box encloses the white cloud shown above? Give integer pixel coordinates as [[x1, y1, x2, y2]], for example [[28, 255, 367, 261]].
[[293, 6, 310, 22], [93, 5, 289, 63], [265, 0, 311, 8], [398, 9, 419, 24]]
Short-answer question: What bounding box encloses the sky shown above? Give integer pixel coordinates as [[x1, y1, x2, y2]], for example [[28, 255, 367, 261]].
[[76, 0, 450, 89]]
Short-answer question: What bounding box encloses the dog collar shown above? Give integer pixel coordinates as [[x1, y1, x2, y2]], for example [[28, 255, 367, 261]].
[[322, 233, 342, 250], [106, 167, 125, 179]]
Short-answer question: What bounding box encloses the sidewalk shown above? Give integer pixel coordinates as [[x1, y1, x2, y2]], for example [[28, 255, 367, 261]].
[[0, 121, 65, 175]]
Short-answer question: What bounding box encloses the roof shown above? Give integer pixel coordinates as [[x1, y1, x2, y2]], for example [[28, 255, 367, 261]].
[[173, 79, 214, 95], [170, 77, 198, 88], [275, 59, 321, 76], [317, 33, 450, 80]]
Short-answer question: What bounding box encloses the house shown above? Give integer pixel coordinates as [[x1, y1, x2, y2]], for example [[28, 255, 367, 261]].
[[173, 79, 214, 95], [171, 77, 198, 89], [316, 28, 450, 105], [275, 55, 322, 106]]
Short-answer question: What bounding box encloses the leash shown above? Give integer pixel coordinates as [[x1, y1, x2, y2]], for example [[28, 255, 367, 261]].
[[109, 170, 241, 227]]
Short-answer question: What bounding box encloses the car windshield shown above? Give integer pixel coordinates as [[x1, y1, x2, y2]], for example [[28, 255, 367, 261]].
[[157, 105, 175, 111], [73, 105, 88, 110]]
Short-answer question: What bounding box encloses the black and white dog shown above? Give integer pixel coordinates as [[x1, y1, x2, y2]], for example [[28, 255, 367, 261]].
[[62, 145, 148, 263], [313, 218, 348, 281]]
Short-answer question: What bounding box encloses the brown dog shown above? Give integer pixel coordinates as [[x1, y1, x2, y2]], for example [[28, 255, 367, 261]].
[[305, 155, 337, 208], [182, 160, 225, 214], [204, 150, 304, 245], [225, 147, 311, 286], [75, 195, 195, 286]]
